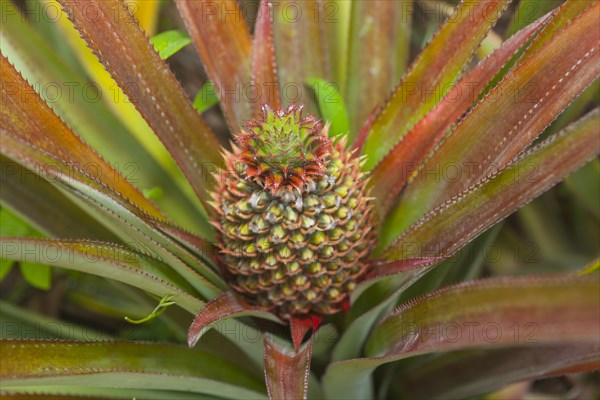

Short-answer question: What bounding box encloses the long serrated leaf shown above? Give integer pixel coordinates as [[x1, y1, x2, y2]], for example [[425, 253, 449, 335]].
[[272, 0, 331, 114], [264, 336, 312, 400], [0, 300, 110, 340], [0, 55, 164, 221], [188, 291, 282, 348], [368, 276, 600, 356], [0, 10, 211, 235], [251, 0, 281, 113], [369, 10, 555, 224], [54, 172, 225, 297], [0, 238, 204, 314], [506, 0, 562, 37], [0, 108, 226, 298], [0, 157, 114, 240], [0, 340, 266, 399], [301, 226, 496, 363], [362, 0, 511, 169], [322, 276, 599, 399], [0, 388, 210, 400], [382, 2, 600, 244], [1, 133, 225, 297], [345, 1, 412, 140], [524, 0, 596, 56], [39, 0, 176, 171], [380, 108, 599, 261], [56, 0, 224, 207], [175, 0, 252, 131], [395, 344, 600, 399]]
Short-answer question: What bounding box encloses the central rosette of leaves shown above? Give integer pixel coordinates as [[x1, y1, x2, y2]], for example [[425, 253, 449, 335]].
[[212, 105, 375, 319]]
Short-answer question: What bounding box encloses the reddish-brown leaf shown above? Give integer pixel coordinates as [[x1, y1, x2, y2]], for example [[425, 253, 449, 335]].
[[289, 315, 322, 353], [56, 0, 223, 208], [188, 291, 281, 348], [368, 10, 556, 223], [380, 108, 599, 261], [0, 68, 225, 295], [396, 344, 600, 399], [365, 257, 445, 281], [175, 0, 253, 131], [0, 340, 265, 398], [323, 275, 599, 398], [0, 55, 164, 220], [382, 2, 600, 243], [251, 0, 281, 113], [525, 0, 596, 56], [264, 336, 313, 400], [367, 276, 600, 357], [362, 0, 511, 169]]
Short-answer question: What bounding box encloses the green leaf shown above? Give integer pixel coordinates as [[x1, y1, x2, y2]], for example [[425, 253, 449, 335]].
[[323, 276, 600, 399], [362, 0, 511, 169], [0, 260, 12, 281], [175, 0, 252, 132], [150, 30, 192, 60], [0, 208, 51, 289], [193, 82, 220, 114], [565, 159, 600, 218], [0, 340, 266, 400], [1, 207, 34, 237], [307, 78, 350, 137], [19, 263, 51, 291]]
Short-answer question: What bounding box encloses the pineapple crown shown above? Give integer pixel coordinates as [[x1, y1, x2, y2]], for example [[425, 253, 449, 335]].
[[236, 104, 332, 194]]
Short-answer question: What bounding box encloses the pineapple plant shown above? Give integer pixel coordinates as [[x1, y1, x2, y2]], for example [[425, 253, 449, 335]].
[[1, 0, 599, 399]]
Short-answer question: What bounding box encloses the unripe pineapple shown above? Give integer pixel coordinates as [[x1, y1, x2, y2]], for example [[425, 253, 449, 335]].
[[211, 105, 375, 319]]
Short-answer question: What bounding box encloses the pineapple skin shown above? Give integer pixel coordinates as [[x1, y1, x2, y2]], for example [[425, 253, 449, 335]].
[[211, 115, 375, 319]]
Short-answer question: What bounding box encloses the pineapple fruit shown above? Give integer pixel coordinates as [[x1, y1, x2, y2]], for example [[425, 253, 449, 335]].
[[212, 105, 375, 318]]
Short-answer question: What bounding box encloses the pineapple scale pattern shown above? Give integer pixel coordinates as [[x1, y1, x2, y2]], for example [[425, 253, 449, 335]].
[[211, 106, 375, 318]]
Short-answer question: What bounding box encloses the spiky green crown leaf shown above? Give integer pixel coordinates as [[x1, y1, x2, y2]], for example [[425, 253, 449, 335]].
[[237, 104, 332, 194]]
